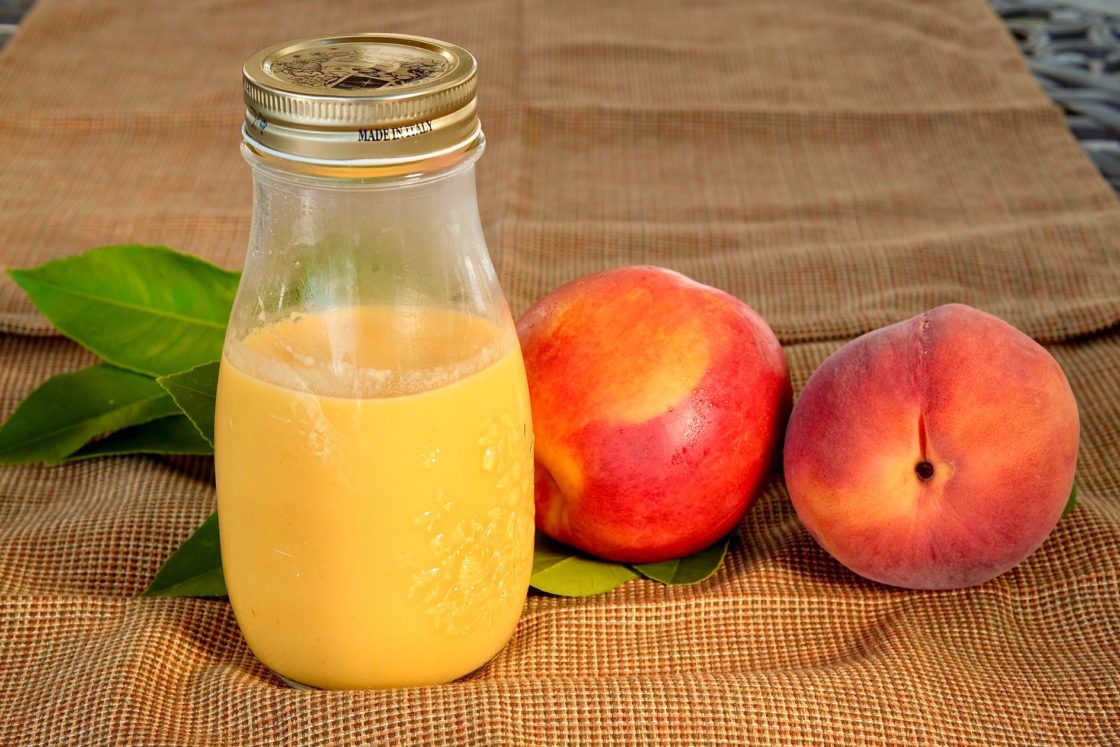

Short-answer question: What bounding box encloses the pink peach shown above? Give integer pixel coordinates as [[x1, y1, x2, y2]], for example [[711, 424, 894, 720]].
[[783, 303, 1079, 589]]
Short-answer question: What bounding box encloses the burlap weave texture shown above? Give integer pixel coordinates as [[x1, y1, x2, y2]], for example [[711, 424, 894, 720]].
[[1, 0, 1118, 744]]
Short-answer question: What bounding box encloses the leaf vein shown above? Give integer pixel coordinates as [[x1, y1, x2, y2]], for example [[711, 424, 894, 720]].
[[15, 276, 229, 329]]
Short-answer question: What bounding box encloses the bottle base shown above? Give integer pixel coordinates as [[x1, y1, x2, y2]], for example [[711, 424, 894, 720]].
[[276, 672, 315, 690], [269, 646, 506, 690]]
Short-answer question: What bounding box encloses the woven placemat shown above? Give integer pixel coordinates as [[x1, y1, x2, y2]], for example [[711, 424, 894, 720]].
[[1, 0, 1118, 743]]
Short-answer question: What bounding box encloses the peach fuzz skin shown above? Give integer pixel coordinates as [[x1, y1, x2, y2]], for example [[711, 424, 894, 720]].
[[517, 266, 791, 563], [783, 304, 1079, 590]]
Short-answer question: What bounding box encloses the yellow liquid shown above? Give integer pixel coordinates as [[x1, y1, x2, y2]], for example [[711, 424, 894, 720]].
[[214, 306, 534, 689]]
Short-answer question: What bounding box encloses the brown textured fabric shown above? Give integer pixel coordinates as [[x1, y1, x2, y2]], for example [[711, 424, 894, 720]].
[[1, 0, 1119, 743]]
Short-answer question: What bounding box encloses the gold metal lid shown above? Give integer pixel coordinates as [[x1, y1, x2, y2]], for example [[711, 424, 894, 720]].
[[242, 33, 480, 165]]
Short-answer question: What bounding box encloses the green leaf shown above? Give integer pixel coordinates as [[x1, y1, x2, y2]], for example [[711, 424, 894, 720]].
[[530, 533, 639, 596], [145, 512, 226, 597], [0, 364, 179, 464], [631, 534, 733, 586], [68, 415, 213, 460], [8, 245, 239, 376], [1062, 483, 1078, 519], [157, 361, 219, 445]]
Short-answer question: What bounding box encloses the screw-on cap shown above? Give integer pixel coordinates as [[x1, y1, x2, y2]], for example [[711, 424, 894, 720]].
[[243, 33, 480, 165]]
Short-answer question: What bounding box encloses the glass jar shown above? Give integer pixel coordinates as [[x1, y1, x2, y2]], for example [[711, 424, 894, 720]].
[[214, 34, 535, 690]]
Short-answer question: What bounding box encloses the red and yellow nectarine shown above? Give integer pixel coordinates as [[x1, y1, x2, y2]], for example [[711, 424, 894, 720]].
[[517, 266, 791, 563]]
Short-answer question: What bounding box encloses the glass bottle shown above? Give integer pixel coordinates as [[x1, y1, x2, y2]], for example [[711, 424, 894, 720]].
[[215, 34, 535, 690]]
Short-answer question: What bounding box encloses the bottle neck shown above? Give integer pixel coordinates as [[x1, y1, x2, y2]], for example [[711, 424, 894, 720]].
[[231, 139, 506, 345], [243, 138, 488, 264]]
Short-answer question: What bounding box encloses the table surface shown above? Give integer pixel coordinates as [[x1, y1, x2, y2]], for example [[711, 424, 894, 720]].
[[0, 1, 1118, 745], [5, 0, 1116, 191]]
